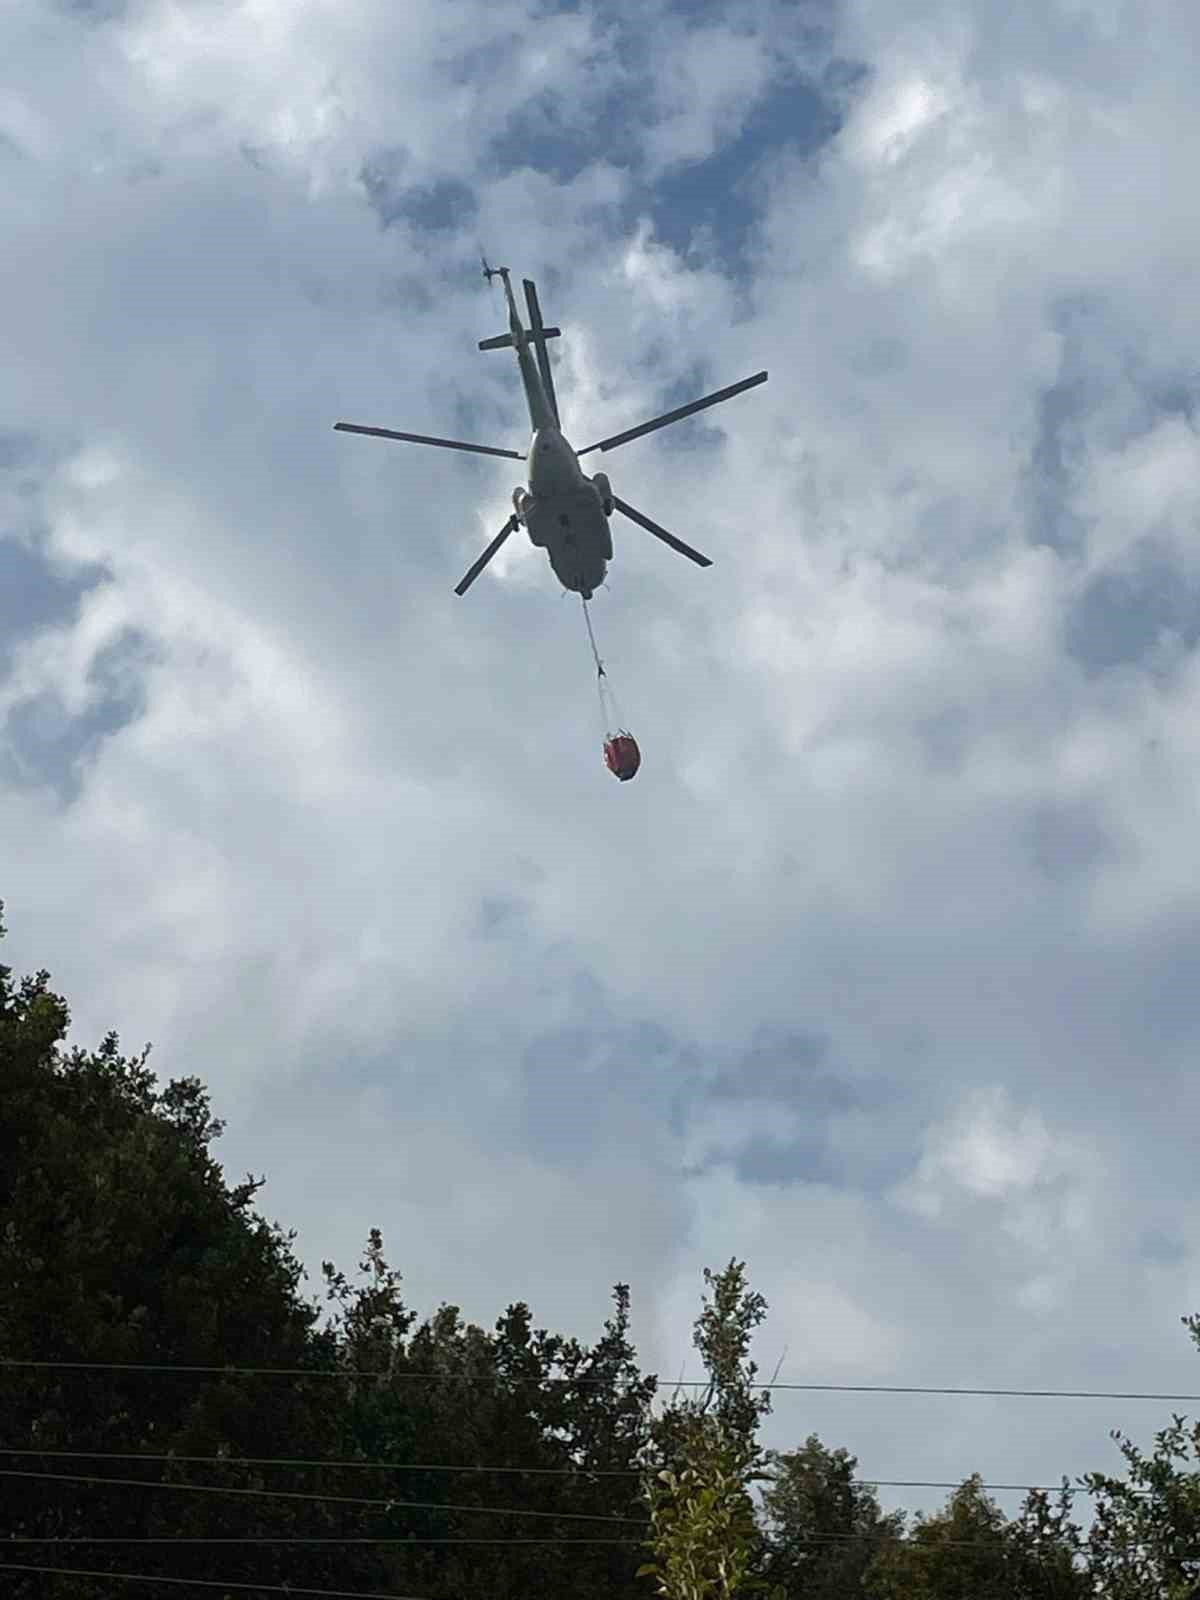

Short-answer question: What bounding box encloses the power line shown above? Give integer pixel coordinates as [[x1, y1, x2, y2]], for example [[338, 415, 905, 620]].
[[865, 1479, 1095, 1497], [0, 1447, 1123, 1498], [0, 1466, 648, 1524], [0, 1562, 432, 1598], [5, 1357, 1198, 1403], [0, 1448, 637, 1475], [0, 1469, 1129, 1552], [1, 1532, 1191, 1555], [1, 1537, 643, 1546]]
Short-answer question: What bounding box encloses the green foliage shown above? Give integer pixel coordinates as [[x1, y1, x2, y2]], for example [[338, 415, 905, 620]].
[[1082, 1403, 1200, 1598], [0, 916, 363, 1596], [1, 901, 661, 1596], [639, 1436, 782, 1600], [863, 1475, 1089, 1600], [319, 1249, 658, 1600], [639, 1260, 782, 1600], [5, 899, 1200, 1600], [863, 1475, 1011, 1600], [760, 1434, 905, 1599], [1009, 1487, 1090, 1600]]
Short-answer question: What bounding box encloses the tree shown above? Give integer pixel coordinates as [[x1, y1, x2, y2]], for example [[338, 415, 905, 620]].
[[639, 1259, 782, 1600], [760, 1434, 905, 1598], [863, 1475, 1087, 1600], [0, 903, 377, 1597], [1083, 1408, 1200, 1599], [1010, 1486, 1089, 1600], [4, 899, 1113, 1600], [320, 1232, 661, 1600]]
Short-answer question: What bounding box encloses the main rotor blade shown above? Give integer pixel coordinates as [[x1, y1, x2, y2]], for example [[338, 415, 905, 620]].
[[334, 423, 523, 461], [612, 495, 711, 568], [455, 515, 520, 596], [577, 370, 768, 457]]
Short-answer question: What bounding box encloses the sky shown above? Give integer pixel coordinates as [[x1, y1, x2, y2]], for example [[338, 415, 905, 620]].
[[3, 0, 1200, 1533]]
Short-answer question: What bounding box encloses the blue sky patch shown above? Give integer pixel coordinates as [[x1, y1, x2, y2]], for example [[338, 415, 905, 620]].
[[686, 1129, 845, 1188], [0, 536, 110, 677], [1, 626, 150, 805], [519, 1016, 688, 1163], [487, 84, 642, 188], [361, 152, 478, 234], [644, 73, 842, 271], [1024, 798, 1120, 881], [1065, 541, 1200, 674]]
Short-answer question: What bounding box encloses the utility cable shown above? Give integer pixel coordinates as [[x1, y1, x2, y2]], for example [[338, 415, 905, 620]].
[[1, 1532, 1191, 1554], [2, 1537, 642, 1547], [0, 1562, 432, 1599], [0, 1466, 648, 1523], [0, 1448, 635, 1475], [0, 1448, 1135, 1497], [6, 1358, 1200, 1403]]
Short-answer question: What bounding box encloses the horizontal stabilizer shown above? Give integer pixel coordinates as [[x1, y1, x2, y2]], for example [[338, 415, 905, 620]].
[[479, 327, 561, 352]]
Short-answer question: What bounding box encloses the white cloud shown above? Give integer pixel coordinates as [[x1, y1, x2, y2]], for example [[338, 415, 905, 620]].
[[4, 0, 1200, 1531], [894, 1087, 1101, 1241], [1079, 417, 1200, 573], [640, 23, 774, 177]]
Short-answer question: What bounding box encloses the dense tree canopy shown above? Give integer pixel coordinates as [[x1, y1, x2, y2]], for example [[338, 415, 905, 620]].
[[760, 1435, 905, 1599], [2, 900, 1198, 1599]]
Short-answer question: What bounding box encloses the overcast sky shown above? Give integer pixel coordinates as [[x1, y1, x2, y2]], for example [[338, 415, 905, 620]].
[[4, 0, 1200, 1530]]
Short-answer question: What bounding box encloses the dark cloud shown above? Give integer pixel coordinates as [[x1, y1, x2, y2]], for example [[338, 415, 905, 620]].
[[361, 152, 478, 233], [518, 1015, 691, 1165], [1028, 377, 1090, 557], [1139, 1229, 1187, 1265], [0, 538, 109, 674], [1024, 798, 1121, 882], [54, 0, 127, 22], [0, 429, 40, 470], [709, 1024, 831, 1100], [691, 1130, 844, 1187], [488, 86, 642, 185], [647, 74, 842, 270], [5, 0, 1200, 1533], [913, 705, 971, 774], [1, 626, 151, 804], [1065, 542, 1200, 674]]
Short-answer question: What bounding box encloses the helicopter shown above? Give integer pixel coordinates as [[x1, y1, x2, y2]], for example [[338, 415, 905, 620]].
[[334, 260, 767, 598]]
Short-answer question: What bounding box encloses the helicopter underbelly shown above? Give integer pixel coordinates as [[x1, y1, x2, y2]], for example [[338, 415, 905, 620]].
[[526, 489, 611, 598]]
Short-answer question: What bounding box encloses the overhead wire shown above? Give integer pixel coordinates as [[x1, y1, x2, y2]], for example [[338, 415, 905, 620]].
[[2, 1537, 641, 1546], [0, 1361, 1173, 1562], [0, 1466, 1180, 1563], [0, 1448, 1139, 1498], [0, 1466, 648, 1523], [0, 1563, 433, 1599], [0, 1462, 1136, 1546], [6, 1358, 1200, 1403], [0, 1447, 637, 1475], [1, 1532, 1192, 1554], [0, 1465, 1156, 1548]]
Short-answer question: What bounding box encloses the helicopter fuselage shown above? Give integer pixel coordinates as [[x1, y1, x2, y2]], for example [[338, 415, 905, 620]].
[[518, 427, 611, 600], [493, 266, 613, 600]]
